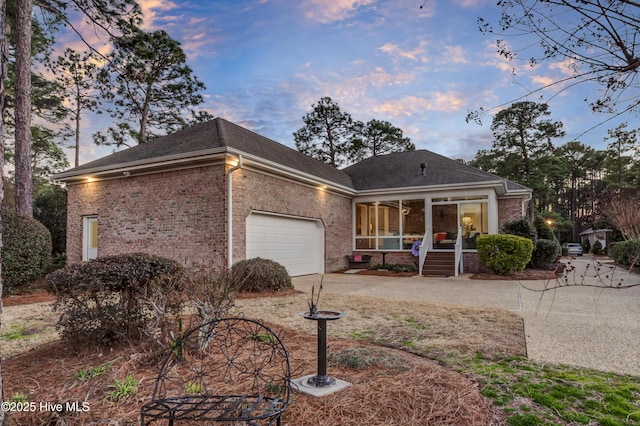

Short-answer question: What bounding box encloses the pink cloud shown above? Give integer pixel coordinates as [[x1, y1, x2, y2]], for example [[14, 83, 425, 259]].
[[375, 92, 467, 117], [303, 0, 376, 24]]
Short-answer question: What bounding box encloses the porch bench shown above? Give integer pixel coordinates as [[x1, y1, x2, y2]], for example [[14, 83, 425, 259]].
[[140, 317, 291, 425], [347, 255, 371, 269]]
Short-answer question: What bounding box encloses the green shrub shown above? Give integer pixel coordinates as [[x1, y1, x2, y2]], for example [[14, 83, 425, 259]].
[[389, 264, 416, 273], [231, 258, 293, 293], [46, 253, 185, 347], [591, 240, 603, 255], [2, 210, 52, 292], [530, 239, 559, 268], [534, 216, 555, 241], [477, 234, 534, 275], [368, 263, 416, 272], [33, 184, 67, 255], [502, 218, 538, 243], [610, 240, 640, 266]]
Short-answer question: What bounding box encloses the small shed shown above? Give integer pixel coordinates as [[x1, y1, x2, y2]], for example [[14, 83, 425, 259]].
[[579, 228, 612, 250]]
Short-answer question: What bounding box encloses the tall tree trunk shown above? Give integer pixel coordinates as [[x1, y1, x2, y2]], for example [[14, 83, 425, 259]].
[[0, 0, 7, 421], [75, 85, 80, 167], [14, 0, 32, 216]]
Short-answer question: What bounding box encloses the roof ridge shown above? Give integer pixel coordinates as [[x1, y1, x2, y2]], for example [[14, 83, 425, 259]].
[[213, 117, 229, 147]]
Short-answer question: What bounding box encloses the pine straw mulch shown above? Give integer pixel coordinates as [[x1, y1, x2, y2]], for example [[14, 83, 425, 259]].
[[3, 322, 505, 426], [1, 290, 56, 307]]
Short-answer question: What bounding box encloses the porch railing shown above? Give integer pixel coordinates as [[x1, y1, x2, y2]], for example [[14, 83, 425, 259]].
[[418, 227, 432, 276], [454, 226, 463, 277]]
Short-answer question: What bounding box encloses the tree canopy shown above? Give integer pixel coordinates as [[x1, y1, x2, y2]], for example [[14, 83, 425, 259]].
[[352, 119, 415, 162], [469, 99, 640, 242], [294, 97, 414, 167], [94, 28, 211, 147], [294, 97, 361, 168], [54, 48, 100, 167], [478, 101, 565, 194]]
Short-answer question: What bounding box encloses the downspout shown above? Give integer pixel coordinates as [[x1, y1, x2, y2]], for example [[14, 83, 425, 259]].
[[521, 192, 533, 218], [226, 154, 243, 270]]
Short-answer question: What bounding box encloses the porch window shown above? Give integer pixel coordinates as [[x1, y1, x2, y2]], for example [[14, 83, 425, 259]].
[[355, 199, 425, 251], [402, 199, 425, 249]]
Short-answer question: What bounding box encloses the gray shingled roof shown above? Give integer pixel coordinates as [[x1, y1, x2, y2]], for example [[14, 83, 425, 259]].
[[342, 150, 530, 192], [56, 118, 530, 195], [58, 118, 354, 188]]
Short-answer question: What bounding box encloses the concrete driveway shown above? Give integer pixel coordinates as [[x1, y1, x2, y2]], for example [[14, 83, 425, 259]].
[[292, 258, 640, 376]]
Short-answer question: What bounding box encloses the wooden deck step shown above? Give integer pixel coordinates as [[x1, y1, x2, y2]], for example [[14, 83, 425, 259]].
[[422, 252, 455, 277]]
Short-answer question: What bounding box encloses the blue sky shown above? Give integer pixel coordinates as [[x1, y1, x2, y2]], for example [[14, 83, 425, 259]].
[[60, 0, 634, 166]]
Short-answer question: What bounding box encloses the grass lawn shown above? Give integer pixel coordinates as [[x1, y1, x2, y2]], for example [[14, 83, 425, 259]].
[[2, 290, 639, 425]]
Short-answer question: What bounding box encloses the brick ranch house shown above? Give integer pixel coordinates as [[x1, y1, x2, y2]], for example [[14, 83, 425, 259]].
[[54, 118, 532, 276]]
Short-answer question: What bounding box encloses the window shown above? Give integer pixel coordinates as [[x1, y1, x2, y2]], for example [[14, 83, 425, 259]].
[[355, 202, 376, 249], [355, 199, 425, 251], [83, 216, 98, 261]]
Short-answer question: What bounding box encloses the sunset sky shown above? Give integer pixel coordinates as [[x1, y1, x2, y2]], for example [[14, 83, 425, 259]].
[[55, 0, 634, 166]]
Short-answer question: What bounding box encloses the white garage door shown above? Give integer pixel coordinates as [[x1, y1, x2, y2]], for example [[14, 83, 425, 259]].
[[246, 213, 324, 276]]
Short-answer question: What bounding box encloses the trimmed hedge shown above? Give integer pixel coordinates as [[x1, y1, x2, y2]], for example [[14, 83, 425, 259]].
[[502, 218, 538, 243], [231, 257, 293, 293], [591, 240, 603, 255], [534, 216, 555, 241], [477, 234, 534, 275], [530, 238, 559, 269], [46, 253, 185, 347], [610, 240, 640, 266], [2, 210, 52, 292]]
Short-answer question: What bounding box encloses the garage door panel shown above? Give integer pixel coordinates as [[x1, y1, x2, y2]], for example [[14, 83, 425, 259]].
[[246, 213, 324, 276]]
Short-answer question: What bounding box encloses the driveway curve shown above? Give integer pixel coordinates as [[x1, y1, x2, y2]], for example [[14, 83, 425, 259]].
[[293, 258, 640, 377]]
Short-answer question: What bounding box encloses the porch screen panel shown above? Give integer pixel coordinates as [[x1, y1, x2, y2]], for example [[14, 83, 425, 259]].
[[377, 202, 400, 250], [402, 199, 425, 249], [460, 203, 488, 249], [432, 204, 457, 249], [355, 202, 376, 249]]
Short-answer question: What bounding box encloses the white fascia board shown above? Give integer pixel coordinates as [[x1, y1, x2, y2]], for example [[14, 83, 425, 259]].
[[225, 148, 357, 196], [497, 188, 533, 199], [353, 181, 510, 198], [53, 147, 230, 181], [53, 146, 357, 196]]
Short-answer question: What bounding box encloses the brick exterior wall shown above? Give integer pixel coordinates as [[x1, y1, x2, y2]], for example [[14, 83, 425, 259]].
[[231, 168, 352, 272], [66, 164, 353, 273], [497, 197, 525, 231], [66, 165, 227, 268]]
